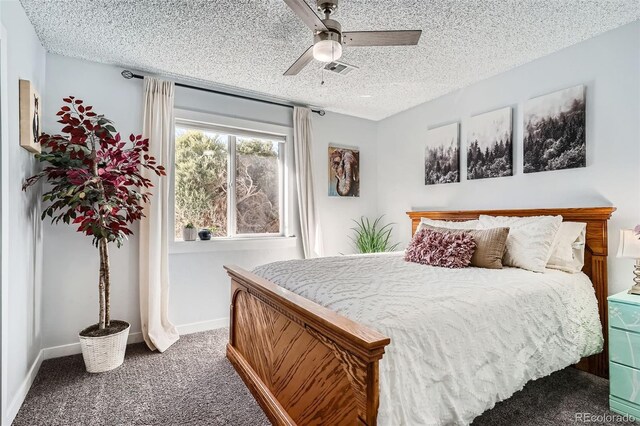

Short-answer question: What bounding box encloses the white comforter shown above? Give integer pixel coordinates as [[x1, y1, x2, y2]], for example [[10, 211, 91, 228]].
[[252, 252, 603, 426]]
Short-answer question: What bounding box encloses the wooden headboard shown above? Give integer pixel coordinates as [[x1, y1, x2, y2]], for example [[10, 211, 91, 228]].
[[407, 207, 616, 378]]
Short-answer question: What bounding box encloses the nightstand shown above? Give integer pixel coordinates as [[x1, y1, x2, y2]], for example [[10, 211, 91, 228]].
[[609, 291, 640, 419]]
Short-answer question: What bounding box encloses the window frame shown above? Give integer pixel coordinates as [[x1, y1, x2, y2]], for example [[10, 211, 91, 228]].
[[228, 133, 285, 238], [171, 109, 293, 250]]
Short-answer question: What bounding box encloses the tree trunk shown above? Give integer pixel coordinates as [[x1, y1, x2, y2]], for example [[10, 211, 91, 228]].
[[89, 134, 109, 330], [99, 238, 111, 329], [98, 240, 106, 329]]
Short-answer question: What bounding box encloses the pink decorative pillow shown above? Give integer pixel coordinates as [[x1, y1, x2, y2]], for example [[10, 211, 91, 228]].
[[405, 228, 476, 268]]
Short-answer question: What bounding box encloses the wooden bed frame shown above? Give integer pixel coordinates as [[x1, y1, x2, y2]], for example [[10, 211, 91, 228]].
[[225, 207, 615, 426]]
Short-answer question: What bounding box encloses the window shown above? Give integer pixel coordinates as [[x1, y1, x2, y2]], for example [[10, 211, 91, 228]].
[[174, 121, 284, 240]]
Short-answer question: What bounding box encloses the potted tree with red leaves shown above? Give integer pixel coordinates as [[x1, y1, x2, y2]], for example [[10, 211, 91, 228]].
[[23, 96, 165, 373]]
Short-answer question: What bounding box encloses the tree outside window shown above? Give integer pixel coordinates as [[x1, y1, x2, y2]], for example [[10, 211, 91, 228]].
[[174, 125, 283, 240]]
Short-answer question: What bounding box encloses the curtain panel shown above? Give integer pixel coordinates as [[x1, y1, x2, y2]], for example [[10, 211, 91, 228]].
[[293, 107, 324, 258], [140, 77, 179, 352]]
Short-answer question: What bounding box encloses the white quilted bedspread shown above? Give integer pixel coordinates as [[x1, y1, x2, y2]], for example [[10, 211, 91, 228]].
[[252, 252, 603, 426]]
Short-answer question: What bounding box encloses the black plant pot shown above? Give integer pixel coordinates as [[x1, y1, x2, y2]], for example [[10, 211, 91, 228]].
[[198, 229, 212, 240]]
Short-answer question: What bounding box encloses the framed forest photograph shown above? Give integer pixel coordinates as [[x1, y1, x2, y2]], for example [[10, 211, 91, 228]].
[[467, 107, 513, 179], [425, 122, 459, 185], [523, 85, 586, 173]]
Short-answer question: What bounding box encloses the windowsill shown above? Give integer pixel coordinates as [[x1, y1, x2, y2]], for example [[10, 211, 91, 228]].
[[169, 236, 298, 254]]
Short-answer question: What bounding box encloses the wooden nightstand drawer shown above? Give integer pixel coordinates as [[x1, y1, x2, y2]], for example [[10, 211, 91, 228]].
[[610, 328, 640, 369], [610, 362, 640, 405], [610, 301, 640, 333]]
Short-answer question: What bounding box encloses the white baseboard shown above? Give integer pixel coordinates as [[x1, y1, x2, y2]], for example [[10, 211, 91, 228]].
[[6, 317, 229, 424], [5, 349, 43, 425], [175, 317, 228, 335], [42, 331, 144, 360], [42, 317, 229, 361]]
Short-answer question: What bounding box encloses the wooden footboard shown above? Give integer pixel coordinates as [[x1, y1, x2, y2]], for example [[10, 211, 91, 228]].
[[225, 265, 391, 426]]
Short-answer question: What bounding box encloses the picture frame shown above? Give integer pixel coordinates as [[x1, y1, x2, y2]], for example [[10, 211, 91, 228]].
[[19, 79, 42, 153], [425, 122, 460, 185], [523, 85, 586, 173], [467, 106, 513, 180], [328, 145, 360, 197]]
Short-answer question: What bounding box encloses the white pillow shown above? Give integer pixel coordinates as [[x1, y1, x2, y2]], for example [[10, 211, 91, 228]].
[[478, 215, 562, 272], [418, 218, 479, 233], [547, 222, 587, 273]]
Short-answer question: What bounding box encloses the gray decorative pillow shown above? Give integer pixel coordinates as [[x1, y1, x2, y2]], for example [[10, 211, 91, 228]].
[[421, 225, 510, 269]]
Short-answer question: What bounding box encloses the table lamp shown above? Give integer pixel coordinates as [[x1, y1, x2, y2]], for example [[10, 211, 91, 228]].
[[617, 229, 640, 295]]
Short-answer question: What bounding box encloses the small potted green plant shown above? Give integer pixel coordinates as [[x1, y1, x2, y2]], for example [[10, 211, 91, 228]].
[[351, 216, 400, 253], [183, 222, 197, 241]]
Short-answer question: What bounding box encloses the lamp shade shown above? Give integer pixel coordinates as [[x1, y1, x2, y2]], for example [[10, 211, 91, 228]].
[[617, 229, 640, 259], [313, 39, 342, 62]]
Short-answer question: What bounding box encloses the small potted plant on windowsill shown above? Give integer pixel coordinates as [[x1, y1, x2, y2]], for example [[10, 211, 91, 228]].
[[23, 96, 165, 373], [198, 227, 213, 241], [183, 223, 197, 241]]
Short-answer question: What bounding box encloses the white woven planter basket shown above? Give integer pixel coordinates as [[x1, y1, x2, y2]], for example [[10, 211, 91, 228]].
[[79, 323, 130, 373]]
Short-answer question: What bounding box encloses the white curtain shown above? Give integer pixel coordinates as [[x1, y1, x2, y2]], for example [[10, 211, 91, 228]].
[[139, 77, 179, 352], [293, 107, 324, 258]]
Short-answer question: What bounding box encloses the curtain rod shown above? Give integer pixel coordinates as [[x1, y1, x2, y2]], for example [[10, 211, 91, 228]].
[[121, 70, 325, 116]]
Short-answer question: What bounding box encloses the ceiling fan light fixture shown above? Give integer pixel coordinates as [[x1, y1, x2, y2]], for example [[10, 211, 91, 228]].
[[282, 0, 422, 76], [313, 38, 342, 62]]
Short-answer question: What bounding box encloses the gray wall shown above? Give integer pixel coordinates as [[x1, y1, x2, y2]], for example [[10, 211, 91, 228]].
[[376, 21, 640, 295], [0, 1, 46, 423]]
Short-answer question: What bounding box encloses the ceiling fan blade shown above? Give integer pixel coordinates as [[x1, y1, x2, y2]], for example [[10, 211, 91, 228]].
[[283, 0, 328, 32], [284, 45, 315, 76], [342, 30, 422, 47]]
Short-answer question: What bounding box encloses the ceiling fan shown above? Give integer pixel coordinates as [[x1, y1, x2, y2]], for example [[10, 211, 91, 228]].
[[283, 0, 422, 75]]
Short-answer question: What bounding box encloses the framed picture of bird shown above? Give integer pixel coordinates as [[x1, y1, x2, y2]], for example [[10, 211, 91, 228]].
[[19, 79, 42, 153]]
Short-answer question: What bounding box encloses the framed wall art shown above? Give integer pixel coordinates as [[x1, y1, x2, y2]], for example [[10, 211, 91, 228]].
[[523, 85, 586, 173], [467, 106, 513, 179], [425, 122, 459, 185], [328, 145, 359, 197], [19, 79, 42, 153]]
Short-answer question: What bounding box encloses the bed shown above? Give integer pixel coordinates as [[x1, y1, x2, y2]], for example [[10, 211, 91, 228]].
[[224, 207, 615, 425]]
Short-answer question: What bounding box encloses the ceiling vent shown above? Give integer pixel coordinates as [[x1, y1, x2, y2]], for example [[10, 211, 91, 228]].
[[322, 61, 358, 76]]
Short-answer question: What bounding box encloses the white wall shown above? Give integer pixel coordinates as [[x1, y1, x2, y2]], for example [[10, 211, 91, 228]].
[[376, 21, 640, 295], [26, 8, 640, 369], [312, 111, 379, 255], [41, 56, 146, 350], [41, 54, 378, 348], [5, 10, 639, 422], [0, 1, 46, 424]]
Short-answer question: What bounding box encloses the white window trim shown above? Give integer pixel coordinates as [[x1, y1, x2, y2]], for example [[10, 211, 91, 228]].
[[170, 109, 296, 254], [169, 236, 298, 254]]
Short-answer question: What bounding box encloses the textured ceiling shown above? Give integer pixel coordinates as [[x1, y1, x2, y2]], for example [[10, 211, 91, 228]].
[[20, 0, 640, 120]]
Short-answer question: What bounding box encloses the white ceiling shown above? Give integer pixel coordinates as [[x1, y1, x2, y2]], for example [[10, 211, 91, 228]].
[[20, 0, 640, 121]]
